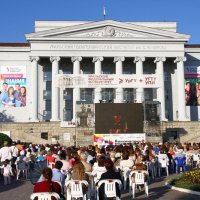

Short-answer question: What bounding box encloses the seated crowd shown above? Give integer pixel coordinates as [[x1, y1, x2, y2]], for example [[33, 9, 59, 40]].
[[0, 140, 200, 199]]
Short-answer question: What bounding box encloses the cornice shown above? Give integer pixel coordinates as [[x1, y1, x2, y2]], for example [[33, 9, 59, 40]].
[[26, 20, 190, 41]]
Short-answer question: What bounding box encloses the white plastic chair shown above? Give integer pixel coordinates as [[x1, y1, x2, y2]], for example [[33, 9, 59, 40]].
[[16, 161, 28, 180], [86, 172, 94, 198], [65, 180, 88, 200], [121, 167, 131, 190], [192, 153, 200, 168], [97, 179, 122, 200], [129, 170, 148, 199], [146, 161, 154, 180], [30, 192, 60, 200], [158, 157, 169, 177]]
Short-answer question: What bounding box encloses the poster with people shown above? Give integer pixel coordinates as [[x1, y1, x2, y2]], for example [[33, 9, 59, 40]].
[[0, 66, 27, 108], [184, 66, 200, 106]]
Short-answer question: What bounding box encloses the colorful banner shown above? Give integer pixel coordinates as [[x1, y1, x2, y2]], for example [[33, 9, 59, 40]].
[[94, 133, 146, 146], [184, 66, 200, 106], [57, 74, 159, 88], [0, 66, 27, 108]]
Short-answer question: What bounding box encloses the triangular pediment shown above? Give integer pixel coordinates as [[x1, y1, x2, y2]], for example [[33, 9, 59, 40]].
[[26, 20, 190, 42]]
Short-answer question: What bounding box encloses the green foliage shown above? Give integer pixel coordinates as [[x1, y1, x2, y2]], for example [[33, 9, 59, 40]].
[[170, 169, 200, 192], [0, 133, 12, 148]]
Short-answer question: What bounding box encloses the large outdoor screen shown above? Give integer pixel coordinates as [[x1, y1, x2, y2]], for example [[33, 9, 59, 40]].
[[95, 103, 144, 133]]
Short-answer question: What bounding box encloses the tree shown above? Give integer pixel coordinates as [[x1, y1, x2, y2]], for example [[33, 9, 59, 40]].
[[0, 133, 12, 148]]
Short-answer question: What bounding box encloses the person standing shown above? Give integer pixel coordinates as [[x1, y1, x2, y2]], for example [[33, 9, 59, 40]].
[[0, 141, 12, 163], [1, 159, 13, 185]]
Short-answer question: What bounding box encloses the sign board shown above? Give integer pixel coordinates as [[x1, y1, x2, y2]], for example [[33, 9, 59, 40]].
[[94, 133, 146, 146], [57, 74, 159, 88], [63, 133, 71, 143]]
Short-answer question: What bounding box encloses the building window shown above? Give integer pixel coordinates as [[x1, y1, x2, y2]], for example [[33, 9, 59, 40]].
[[101, 88, 115, 102], [80, 89, 94, 103], [41, 132, 48, 140], [43, 71, 52, 81], [123, 89, 135, 102]]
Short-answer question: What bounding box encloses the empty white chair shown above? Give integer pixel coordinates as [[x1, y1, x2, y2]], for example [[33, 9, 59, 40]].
[[192, 153, 200, 168], [158, 157, 169, 177], [65, 180, 88, 200], [30, 192, 60, 200], [97, 179, 122, 200], [129, 170, 148, 199]]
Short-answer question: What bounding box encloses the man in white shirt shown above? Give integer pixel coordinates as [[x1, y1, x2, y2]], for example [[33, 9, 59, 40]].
[[0, 141, 12, 162]]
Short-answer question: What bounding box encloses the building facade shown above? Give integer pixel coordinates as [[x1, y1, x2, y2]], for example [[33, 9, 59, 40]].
[[0, 20, 200, 144]]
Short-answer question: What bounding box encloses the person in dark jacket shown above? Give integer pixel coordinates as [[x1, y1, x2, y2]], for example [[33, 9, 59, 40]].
[[98, 158, 122, 200]]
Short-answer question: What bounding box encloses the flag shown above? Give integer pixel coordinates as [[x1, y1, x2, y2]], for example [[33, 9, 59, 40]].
[[103, 6, 106, 19]]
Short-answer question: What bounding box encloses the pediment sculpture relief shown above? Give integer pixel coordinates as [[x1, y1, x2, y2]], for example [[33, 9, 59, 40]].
[[59, 26, 147, 38]]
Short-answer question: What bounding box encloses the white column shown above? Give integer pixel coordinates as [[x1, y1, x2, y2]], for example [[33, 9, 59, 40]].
[[134, 56, 145, 103], [114, 56, 125, 103], [174, 56, 187, 121], [29, 56, 39, 121], [155, 57, 167, 121], [50, 56, 60, 121], [71, 56, 82, 121], [93, 56, 103, 103]]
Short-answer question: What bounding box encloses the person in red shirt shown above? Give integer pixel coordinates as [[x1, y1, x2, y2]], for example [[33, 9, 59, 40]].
[[33, 167, 61, 200], [44, 151, 56, 163]]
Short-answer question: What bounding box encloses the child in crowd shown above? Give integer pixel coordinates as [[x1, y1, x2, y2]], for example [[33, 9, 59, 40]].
[[1, 159, 13, 185]]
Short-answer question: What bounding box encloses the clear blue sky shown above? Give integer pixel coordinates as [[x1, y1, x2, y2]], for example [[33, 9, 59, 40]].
[[0, 0, 199, 44]]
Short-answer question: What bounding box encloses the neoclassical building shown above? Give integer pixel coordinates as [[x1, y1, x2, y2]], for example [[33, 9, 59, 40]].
[[0, 20, 200, 144]]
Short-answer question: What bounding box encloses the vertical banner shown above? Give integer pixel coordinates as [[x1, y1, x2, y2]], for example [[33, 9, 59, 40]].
[[0, 66, 27, 108], [184, 66, 200, 106]]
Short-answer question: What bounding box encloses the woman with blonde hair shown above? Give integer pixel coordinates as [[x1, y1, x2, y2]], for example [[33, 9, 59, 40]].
[[67, 162, 89, 195]]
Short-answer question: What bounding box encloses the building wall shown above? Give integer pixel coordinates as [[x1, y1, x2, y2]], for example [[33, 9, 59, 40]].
[[0, 121, 199, 145]]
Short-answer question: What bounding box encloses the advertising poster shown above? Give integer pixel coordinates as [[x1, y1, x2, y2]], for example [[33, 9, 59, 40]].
[[0, 66, 27, 108], [184, 66, 200, 106], [94, 133, 146, 146], [57, 74, 159, 88]]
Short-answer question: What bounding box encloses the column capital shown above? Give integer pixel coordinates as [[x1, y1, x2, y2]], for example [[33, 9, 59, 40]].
[[50, 56, 60, 63], [92, 56, 104, 63], [154, 57, 166, 63], [113, 56, 125, 63], [174, 56, 186, 63], [29, 56, 40, 62], [71, 56, 82, 63], [134, 56, 145, 63]]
